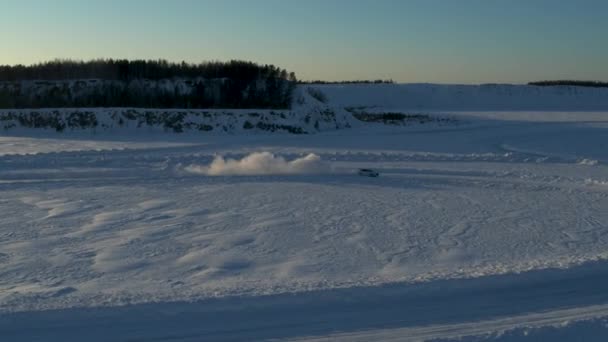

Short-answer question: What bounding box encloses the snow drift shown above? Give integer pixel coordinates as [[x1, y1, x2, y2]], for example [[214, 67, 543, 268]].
[[186, 152, 330, 176]]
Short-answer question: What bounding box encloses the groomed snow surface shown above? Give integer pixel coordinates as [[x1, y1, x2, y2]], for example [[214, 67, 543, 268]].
[[1, 85, 608, 341]]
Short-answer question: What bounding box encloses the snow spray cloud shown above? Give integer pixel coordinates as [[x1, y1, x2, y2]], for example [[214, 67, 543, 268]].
[[185, 152, 331, 176]]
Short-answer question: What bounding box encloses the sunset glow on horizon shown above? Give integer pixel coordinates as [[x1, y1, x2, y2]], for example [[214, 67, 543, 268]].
[[2, 0, 607, 83]]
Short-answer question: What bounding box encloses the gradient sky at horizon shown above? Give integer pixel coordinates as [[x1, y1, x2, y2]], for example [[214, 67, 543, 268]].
[[1, 0, 607, 84]]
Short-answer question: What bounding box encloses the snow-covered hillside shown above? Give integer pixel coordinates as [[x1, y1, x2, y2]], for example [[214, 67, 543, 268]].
[[3, 83, 608, 137], [0, 107, 353, 134], [1, 85, 608, 341], [0, 87, 356, 134]]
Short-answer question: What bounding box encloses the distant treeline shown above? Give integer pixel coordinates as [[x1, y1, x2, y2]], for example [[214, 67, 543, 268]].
[[529, 80, 608, 88], [298, 79, 394, 85], [0, 59, 296, 82], [0, 59, 297, 109]]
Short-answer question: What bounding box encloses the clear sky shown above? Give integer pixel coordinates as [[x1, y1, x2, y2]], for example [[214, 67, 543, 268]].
[[1, 0, 607, 84]]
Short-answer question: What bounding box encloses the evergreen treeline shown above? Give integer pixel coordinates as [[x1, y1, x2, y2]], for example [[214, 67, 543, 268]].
[[0, 59, 296, 82], [0, 59, 297, 109], [298, 79, 394, 85], [529, 80, 608, 88]]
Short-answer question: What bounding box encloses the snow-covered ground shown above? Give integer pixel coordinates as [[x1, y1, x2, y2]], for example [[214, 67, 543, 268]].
[[313, 83, 608, 111], [1, 85, 608, 340]]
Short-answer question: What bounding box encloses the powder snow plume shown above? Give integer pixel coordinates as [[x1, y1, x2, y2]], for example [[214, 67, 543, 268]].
[[185, 152, 331, 176]]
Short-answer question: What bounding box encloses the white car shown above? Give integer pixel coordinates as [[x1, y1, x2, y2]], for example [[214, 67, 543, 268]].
[[358, 168, 379, 177]]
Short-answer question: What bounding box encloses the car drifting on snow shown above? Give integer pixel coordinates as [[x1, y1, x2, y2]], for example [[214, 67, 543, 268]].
[[358, 168, 379, 177]]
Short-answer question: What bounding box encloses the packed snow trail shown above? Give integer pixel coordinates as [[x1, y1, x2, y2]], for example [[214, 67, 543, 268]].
[[2, 261, 608, 341]]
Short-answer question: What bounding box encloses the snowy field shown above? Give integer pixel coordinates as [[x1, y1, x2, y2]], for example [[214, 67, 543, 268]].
[[1, 107, 608, 340]]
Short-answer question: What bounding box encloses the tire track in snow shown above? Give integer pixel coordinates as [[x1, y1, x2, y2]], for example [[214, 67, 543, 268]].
[[3, 260, 608, 341]]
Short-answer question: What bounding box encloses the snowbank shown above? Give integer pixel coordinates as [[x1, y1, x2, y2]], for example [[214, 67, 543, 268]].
[[0, 106, 351, 135]]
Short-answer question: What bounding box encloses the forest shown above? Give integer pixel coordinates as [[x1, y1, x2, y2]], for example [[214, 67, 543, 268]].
[[298, 79, 394, 84], [529, 80, 608, 88], [0, 59, 297, 109]]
